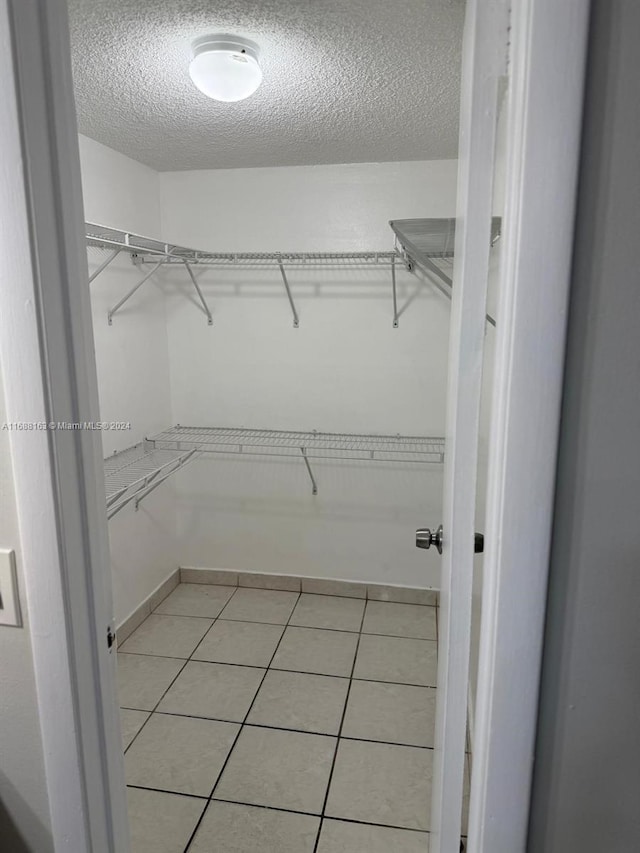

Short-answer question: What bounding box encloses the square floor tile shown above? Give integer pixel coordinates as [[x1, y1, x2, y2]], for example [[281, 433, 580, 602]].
[[317, 819, 429, 852], [193, 620, 284, 667], [119, 615, 213, 659], [117, 653, 185, 711], [120, 709, 150, 750], [190, 801, 319, 853], [157, 661, 264, 722], [219, 588, 298, 624], [214, 726, 335, 813], [247, 670, 349, 735], [290, 594, 365, 632], [154, 583, 235, 618], [342, 680, 436, 747], [271, 627, 358, 677], [362, 601, 437, 640], [127, 787, 205, 853], [354, 635, 438, 687], [325, 739, 432, 830], [125, 712, 239, 796]]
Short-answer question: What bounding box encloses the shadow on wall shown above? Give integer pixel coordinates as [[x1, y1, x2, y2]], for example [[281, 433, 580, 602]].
[[0, 774, 53, 853]]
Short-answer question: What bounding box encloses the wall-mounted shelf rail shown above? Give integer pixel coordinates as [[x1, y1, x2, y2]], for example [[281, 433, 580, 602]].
[[104, 443, 197, 519], [146, 425, 445, 496], [390, 217, 500, 327]]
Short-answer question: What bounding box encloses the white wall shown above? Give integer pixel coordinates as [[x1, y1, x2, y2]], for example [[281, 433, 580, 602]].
[[0, 372, 53, 852], [0, 6, 53, 845], [160, 161, 457, 588], [80, 135, 178, 624]]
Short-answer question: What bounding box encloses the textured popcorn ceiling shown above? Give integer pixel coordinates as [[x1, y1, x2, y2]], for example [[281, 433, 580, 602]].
[[67, 0, 464, 171]]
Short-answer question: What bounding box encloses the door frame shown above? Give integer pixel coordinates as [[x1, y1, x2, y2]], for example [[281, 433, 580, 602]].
[[1, 1, 128, 850], [469, 1, 590, 850], [0, 1, 589, 851], [430, 0, 509, 848]]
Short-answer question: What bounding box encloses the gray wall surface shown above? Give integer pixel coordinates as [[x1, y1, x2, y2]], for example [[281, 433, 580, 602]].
[[528, 2, 640, 851]]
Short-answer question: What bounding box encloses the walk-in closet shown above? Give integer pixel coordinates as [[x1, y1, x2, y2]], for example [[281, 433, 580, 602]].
[[69, 0, 491, 850]]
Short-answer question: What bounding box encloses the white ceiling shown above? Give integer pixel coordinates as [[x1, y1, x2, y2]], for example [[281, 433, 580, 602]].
[[67, 0, 464, 172]]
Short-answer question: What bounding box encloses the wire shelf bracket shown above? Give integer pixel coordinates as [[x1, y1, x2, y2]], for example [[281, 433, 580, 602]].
[[184, 261, 213, 326], [107, 261, 163, 325]]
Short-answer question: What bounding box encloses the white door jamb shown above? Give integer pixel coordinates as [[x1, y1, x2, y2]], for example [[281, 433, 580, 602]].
[[0, 1, 129, 850], [469, 1, 590, 851]]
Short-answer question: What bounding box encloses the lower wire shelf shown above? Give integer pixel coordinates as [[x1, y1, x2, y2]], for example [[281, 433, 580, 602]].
[[104, 442, 198, 519], [104, 426, 444, 516]]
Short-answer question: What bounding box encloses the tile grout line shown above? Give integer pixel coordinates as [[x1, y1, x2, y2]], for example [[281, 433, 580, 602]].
[[126, 707, 438, 750], [120, 586, 438, 846], [154, 605, 438, 633], [122, 616, 439, 640], [182, 590, 302, 853], [126, 783, 430, 837], [118, 651, 437, 690], [312, 597, 368, 852], [121, 585, 242, 757]]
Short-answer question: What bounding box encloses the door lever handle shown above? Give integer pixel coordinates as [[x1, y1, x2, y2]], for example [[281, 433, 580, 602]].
[[415, 525, 485, 555]]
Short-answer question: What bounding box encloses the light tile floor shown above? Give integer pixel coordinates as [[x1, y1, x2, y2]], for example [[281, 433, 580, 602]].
[[118, 582, 455, 852]]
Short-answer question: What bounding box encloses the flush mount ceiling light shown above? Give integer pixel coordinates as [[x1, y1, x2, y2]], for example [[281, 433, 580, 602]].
[[189, 34, 262, 103]]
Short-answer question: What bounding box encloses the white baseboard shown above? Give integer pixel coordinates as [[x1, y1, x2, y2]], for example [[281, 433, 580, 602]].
[[179, 566, 439, 606], [116, 568, 180, 645]]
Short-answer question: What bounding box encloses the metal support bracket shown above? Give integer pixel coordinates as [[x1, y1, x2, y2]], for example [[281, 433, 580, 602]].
[[401, 248, 496, 328], [89, 248, 120, 284], [134, 449, 198, 511], [184, 261, 213, 325], [108, 261, 163, 325], [277, 256, 299, 328], [300, 447, 318, 495], [391, 254, 399, 328]]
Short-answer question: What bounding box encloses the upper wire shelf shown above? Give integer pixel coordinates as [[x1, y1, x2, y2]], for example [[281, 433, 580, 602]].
[[86, 221, 398, 328], [390, 217, 500, 327], [85, 220, 464, 329], [86, 222, 396, 267]]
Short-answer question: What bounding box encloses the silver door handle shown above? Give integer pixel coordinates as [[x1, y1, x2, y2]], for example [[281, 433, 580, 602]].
[[415, 525, 484, 555], [416, 524, 443, 555]]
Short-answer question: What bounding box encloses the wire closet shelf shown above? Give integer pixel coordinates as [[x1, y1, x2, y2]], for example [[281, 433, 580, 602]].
[[147, 426, 445, 498], [85, 220, 458, 329], [390, 217, 500, 327], [103, 426, 445, 516], [104, 443, 197, 519]]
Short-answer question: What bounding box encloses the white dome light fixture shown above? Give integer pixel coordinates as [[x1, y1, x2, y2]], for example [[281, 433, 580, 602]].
[[189, 34, 262, 103]]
